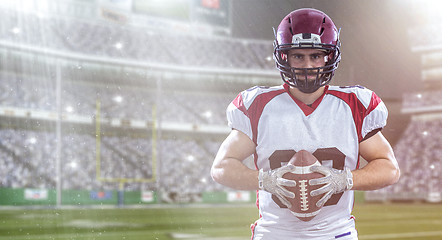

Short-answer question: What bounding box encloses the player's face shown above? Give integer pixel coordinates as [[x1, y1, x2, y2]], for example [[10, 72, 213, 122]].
[[287, 49, 328, 80]]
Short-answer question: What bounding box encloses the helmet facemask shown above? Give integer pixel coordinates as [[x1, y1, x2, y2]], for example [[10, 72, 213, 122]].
[[274, 33, 341, 93]]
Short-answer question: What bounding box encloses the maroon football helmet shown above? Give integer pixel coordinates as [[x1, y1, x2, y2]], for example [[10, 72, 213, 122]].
[[273, 8, 341, 93]]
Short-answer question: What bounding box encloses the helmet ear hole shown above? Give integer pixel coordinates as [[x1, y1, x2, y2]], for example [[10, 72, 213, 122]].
[[326, 52, 333, 61]]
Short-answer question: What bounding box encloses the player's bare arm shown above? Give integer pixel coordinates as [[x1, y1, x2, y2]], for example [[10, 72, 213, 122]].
[[353, 131, 400, 191], [211, 129, 259, 190], [211, 129, 297, 207]]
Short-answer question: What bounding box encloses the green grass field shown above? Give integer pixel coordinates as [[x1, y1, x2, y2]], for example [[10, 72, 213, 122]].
[[0, 203, 441, 240]]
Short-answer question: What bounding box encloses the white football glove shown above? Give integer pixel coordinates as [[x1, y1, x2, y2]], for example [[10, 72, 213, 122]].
[[309, 166, 353, 208], [258, 165, 297, 208]]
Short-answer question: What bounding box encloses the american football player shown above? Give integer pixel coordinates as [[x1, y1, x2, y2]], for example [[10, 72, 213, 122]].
[[211, 8, 400, 240]]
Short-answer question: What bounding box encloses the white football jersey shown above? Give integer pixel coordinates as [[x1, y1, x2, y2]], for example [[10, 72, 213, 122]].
[[226, 84, 388, 240]]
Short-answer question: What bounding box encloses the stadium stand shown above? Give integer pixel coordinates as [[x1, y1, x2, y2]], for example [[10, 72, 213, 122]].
[[366, 109, 442, 202], [0, 7, 273, 70], [0, 74, 233, 124], [402, 90, 442, 112], [0, 5, 244, 198], [365, 20, 442, 202], [0, 127, 229, 193], [1, 4, 440, 204]]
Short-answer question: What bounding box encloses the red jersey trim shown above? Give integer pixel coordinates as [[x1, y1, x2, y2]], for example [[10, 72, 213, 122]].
[[327, 90, 365, 142], [327, 89, 381, 142], [283, 84, 329, 116], [366, 91, 382, 117], [234, 88, 286, 145], [232, 94, 248, 117]]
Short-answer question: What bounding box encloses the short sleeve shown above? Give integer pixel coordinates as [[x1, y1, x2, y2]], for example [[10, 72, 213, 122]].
[[226, 92, 253, 141], [361, 92, 388, 139]]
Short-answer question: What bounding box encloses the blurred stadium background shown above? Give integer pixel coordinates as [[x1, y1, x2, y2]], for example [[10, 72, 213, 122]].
[[0, 0, 441, 239]]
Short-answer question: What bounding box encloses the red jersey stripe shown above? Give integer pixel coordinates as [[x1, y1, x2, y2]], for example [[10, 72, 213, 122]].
[[327, 89, 367, 142]]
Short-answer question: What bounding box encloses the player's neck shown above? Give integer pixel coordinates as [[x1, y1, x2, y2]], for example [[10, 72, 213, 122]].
[[289, 86, 326, 105]]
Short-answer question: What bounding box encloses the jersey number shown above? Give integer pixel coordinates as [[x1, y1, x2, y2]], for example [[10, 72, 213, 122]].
[[268, 148, 346, 208]]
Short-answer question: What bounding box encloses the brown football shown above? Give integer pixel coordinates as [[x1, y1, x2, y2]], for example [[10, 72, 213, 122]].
[[282, 150, 324, 221]]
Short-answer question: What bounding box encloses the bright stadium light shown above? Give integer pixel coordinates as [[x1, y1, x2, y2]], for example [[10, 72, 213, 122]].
[[411, 0, 442, 23], [202, 110, 212, 119], [28, 137, 37, 144], [11, 27, 20, 34], [69, 161, 78, 169], [186, 155, 195, 162], [113, 95, 123, 103], [115, 42, 123, 49], [65, 106, 74, 113]]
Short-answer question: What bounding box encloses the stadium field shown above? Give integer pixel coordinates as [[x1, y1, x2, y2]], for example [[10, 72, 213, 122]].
[[0, 203, 441, 240]]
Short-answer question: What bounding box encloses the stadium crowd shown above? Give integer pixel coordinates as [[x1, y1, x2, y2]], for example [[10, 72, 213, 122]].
[[0, 74, 233, 125], [367, 116, 442, 201], [0, 127, 229, 194], [402, 90, 442, 111], [0, 7, 274, 70]]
